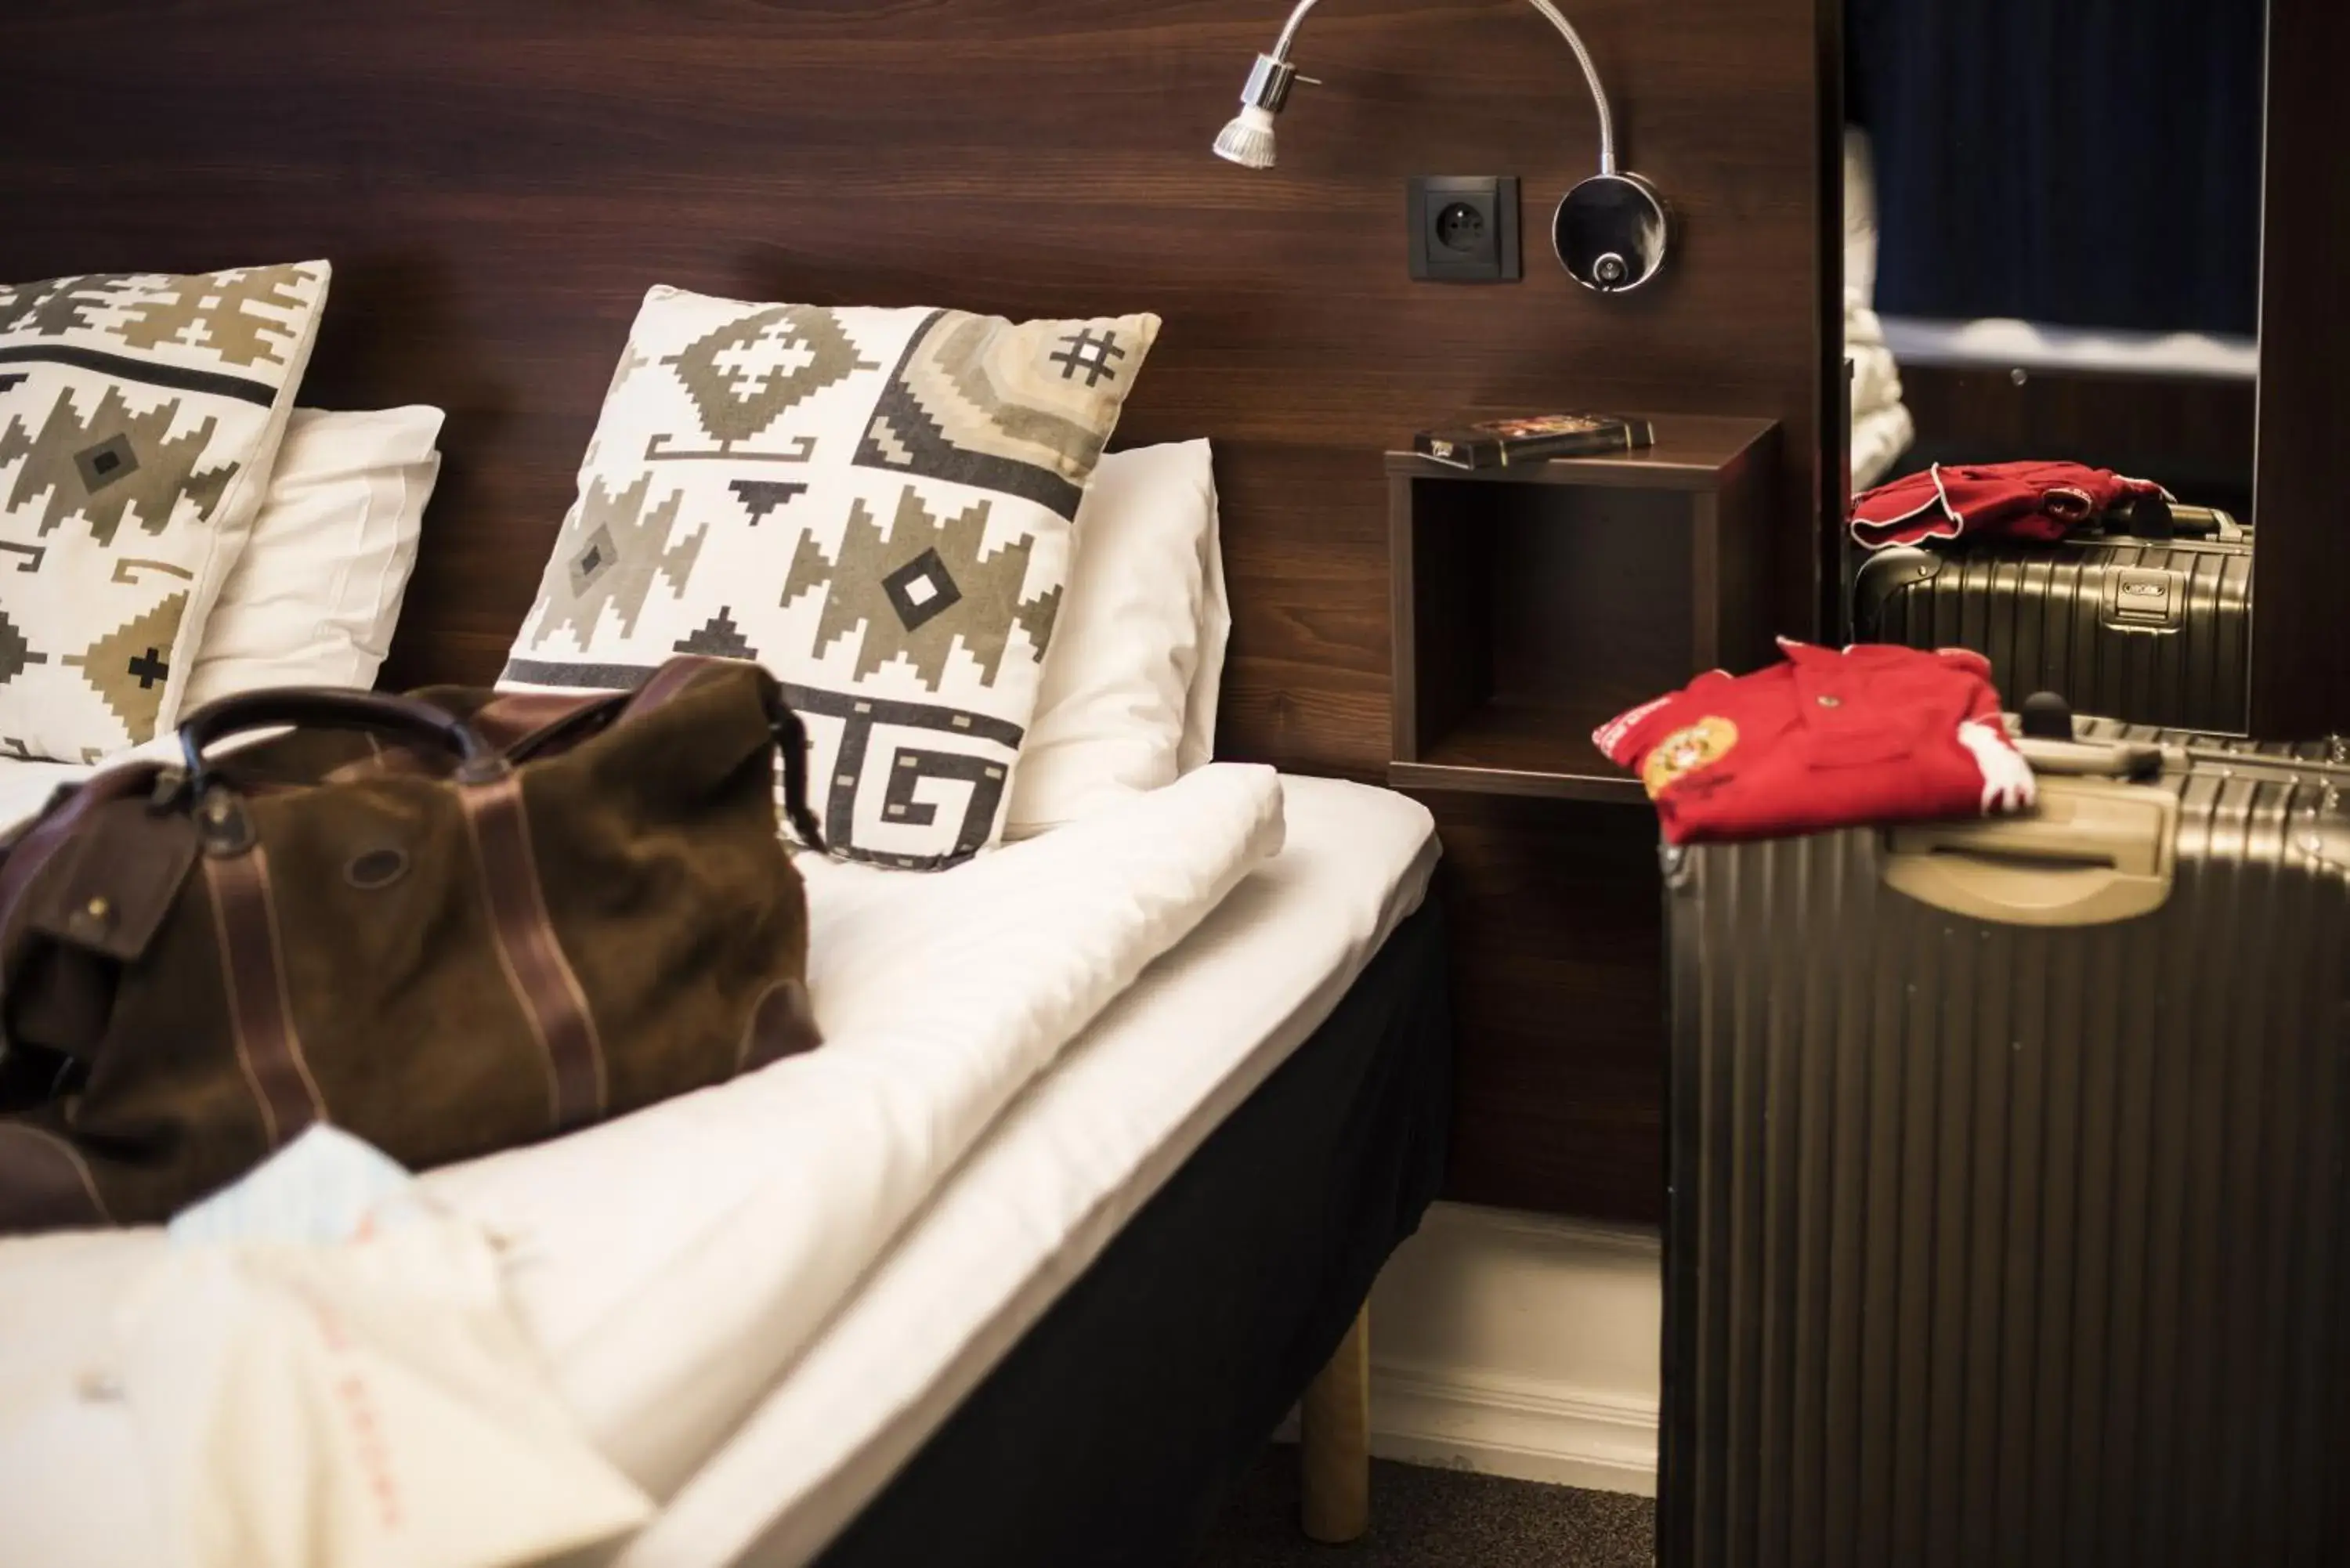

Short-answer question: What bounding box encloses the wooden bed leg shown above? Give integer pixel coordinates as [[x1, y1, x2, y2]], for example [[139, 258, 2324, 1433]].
[[1299, 1303, 1371, 1545]]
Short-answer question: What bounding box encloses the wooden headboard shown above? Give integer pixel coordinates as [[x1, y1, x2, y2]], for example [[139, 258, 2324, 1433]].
[[3, 0, 1837, 1223]]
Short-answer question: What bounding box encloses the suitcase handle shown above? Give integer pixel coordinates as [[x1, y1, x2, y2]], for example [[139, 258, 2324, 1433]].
[[1880, 776, 2178, 927], [2012, 735, 2166, 778], [2105, 499, 2242, 542]]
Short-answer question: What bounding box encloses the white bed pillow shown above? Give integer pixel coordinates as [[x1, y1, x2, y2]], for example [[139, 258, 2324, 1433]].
[[1180, 453, 1229, 775], [1006, 439, 1224, 834], [499, 287, 1160, 870], [182, 405, 442, 706], [0, 262, 330, 761]]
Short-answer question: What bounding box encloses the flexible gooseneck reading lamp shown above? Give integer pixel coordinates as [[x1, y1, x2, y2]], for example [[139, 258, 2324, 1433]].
[[1213, 0, 1669, 293]]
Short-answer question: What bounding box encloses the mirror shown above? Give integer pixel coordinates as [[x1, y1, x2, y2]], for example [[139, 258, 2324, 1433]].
[[1836, 1, 2267, 732]]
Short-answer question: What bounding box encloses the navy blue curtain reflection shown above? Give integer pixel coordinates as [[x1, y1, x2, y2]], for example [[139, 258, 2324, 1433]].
[[1847, 0, 2265, 335]]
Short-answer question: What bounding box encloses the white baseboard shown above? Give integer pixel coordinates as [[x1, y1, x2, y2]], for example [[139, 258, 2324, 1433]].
[[1278, 1201, 1663, 1497], [1364, 1357, 1658, 1497]]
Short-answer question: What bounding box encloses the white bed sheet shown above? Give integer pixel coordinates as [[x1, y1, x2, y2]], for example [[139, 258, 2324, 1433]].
[[610, 774, 1438, 1568], [0, 757, 112, 827]]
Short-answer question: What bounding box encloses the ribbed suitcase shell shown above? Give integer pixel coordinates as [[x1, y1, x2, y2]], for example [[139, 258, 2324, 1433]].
[[1661, 728, 2350, 1568], [1852, 534, 2253, 734]]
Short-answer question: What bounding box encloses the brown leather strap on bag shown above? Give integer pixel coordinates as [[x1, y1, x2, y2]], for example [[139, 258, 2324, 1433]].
[[457, 771, 608, 1132], [201, 844, 324, 1149]]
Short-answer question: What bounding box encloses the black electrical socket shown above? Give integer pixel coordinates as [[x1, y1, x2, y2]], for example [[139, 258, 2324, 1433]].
[[1408, 175, 1520, 283]]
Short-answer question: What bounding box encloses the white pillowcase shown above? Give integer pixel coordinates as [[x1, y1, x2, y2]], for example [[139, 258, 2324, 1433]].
[[182, 406, 443, 706], [1180, 454, 1230, 775], [1006, 439, 1227, 834]]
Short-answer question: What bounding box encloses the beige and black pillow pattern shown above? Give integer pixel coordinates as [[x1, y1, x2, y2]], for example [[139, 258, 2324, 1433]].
[[0, 262, 329, 761], [502, 286, 1160, 869]]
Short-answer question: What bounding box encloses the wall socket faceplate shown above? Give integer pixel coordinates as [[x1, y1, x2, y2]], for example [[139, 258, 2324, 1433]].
[[1408, 175, 1521, 283]]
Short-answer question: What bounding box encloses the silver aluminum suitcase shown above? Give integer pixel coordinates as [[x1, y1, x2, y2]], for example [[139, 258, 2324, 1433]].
[[1661, 721, 2350, 1568], [1851, 507, 2252, 735]]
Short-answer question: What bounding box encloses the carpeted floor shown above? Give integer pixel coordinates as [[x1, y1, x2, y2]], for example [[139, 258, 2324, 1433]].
[[1195, 1450, 1654, 1566]]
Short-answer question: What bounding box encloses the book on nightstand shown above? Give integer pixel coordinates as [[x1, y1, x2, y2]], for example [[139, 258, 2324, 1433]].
[[1412, 412, 1656, 470]]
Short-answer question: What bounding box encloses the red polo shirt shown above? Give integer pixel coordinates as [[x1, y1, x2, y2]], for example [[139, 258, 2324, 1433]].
[[1851, 461, 2167, 550], [1593, 639, 2036, 844]]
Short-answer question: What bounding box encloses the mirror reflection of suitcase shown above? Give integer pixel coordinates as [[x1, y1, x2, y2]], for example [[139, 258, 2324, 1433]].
[[1660, 708, 2350, 1566], [1853, 500, 2253, 735]]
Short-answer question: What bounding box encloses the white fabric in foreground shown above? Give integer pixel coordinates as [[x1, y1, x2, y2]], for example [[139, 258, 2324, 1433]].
[[1007, 439, 1221, 835], [418, 762, 1286, 1498], [0, 1140, 649, 1568], [613, 776, 1437, 1568], [185, 406, 443, 706]]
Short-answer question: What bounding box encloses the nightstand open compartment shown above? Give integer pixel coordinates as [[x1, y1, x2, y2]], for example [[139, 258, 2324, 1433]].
[[1387, 416, 1780, 801]]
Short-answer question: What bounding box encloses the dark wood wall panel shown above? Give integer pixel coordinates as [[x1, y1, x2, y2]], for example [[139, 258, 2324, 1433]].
[[1, 0, 1831, 1223], [2251, 0, 2350, 738]]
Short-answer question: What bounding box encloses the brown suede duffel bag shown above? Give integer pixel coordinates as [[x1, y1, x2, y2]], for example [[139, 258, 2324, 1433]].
[[0, 655, 823, 1235]]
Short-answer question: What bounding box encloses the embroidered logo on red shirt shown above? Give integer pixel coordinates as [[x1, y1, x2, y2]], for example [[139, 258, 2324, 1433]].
[[1642, 716, 1738, 798]]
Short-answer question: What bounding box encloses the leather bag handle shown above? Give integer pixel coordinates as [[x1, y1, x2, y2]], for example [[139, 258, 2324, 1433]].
[[178, 687, 502, 790], [760, 685, 826, 854]]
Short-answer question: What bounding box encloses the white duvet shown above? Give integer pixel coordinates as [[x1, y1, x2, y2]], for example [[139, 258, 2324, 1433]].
[[0, 761, 1286, 1563]]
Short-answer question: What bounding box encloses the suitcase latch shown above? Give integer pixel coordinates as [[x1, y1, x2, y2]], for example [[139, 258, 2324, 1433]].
[[2102, 567, 2185, 630]]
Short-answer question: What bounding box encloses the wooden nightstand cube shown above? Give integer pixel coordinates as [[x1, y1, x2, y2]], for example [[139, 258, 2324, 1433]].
[[1387, 415, 1781, 801]]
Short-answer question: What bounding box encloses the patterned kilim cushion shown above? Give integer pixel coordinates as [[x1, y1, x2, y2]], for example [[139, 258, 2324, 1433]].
[[501, 287, 1161, 869], [0, 262, 331, 761]]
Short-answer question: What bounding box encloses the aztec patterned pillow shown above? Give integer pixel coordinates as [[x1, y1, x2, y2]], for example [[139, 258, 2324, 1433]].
[[501, 286, 1161, 869], [0, 262, 330, 761]]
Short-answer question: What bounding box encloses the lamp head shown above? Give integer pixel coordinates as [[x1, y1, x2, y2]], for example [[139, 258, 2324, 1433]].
[[1213, 51, 1300, 169], [1213, 106, 1279, 169]]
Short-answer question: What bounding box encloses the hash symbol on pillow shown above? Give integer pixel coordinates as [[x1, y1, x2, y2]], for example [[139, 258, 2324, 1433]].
[[855, 310, 1141, 522]]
